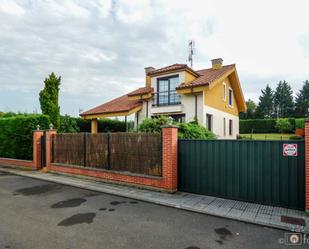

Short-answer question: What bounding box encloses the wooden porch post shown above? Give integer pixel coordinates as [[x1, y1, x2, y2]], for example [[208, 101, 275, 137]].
[[91, 118, 98, 134], [125, 116, 128, 132]]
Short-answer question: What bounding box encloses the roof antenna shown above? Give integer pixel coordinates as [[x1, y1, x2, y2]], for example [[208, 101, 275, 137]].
[[188, 40, 195, 68]]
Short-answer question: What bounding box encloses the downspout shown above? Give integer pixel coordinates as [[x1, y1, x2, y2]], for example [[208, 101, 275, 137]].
[[190, 86, 198, 123]]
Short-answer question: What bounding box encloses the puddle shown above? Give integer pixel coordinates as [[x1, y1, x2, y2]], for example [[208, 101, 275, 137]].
[[110, 201, 126, 206], [108, 208, 115, 212], [58, 213, 96, 226], [51, 198, 86, 208], [129, 201, 138, 204], [14, 184, 61, 196], [215, 227, 233, 245], [99, 208, 107, 211], [184, 247, 200, 249]]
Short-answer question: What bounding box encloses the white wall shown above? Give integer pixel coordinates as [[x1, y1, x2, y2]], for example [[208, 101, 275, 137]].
[[181, 93, 204, 124], [204, 105, 239, 139]]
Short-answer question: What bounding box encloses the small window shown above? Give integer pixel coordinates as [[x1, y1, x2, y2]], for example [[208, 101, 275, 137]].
[[229, 119, 233, 136], [223, 118, 226, 136], [228, 88, 233, 106], [206, 114, 213, 132], [222, 82, 226, 101]]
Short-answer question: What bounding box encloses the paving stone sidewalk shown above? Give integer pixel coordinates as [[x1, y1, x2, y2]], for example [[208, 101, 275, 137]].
[[1, 165, 308, 233]]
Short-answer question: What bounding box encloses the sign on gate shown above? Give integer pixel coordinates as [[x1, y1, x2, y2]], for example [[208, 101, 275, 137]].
[[283, 144, 298, 157]]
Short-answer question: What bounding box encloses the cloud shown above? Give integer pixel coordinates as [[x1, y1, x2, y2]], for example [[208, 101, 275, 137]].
[[0, 0, 308, 115]]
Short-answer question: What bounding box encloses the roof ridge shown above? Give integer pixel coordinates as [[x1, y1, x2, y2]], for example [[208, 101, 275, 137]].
[[195, 64, 235, 73]]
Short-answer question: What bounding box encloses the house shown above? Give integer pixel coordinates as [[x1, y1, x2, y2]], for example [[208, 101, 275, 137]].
[[80, 58, 246, 139]]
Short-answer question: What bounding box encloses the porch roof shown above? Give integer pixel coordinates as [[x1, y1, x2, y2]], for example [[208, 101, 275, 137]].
[[80, 88, 147, 119]]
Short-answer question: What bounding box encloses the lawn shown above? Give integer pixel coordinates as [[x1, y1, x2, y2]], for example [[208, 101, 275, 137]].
[[240, 133, 296, 140]]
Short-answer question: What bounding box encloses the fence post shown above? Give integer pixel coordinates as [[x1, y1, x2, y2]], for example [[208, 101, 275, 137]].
[[107, 132, 111, 170], [33, 130, 44, 169], [45, 129, 57, 170], [161, 125, 178, 192], [305, 121, 309, 212], [84, 132, 87, 167]]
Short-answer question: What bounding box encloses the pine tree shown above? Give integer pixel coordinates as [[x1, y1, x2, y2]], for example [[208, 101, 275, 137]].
[[39, 73, 61, 129], [295, 80, 309, 117], [255, 85, 274, 118], [273, 80, 294, 118]]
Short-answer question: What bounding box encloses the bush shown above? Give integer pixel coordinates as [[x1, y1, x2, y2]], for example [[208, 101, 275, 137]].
[[139, 117, 216, 139], [295, 118, 305, 129], [59, 115, 79, 133], [275, 118, 292, 133], [77, 118, 127, 133], [240, 118, 298, 133], [178, 122, 216, 139], [289, 135, 304, 140], [0, 115, 50, 160], [239, 119, 277, 133]]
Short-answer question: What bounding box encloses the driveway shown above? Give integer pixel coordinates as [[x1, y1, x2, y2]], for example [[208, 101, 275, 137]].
[[0, 172, 306, 249]]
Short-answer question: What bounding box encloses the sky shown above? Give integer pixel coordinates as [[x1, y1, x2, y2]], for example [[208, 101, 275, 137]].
[[0, 0, 308, 116]]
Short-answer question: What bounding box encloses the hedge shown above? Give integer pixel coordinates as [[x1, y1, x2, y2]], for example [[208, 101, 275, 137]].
[[240, 118, 305, 134], [59, 116, 132, 133], [0, 115, 50, 160]]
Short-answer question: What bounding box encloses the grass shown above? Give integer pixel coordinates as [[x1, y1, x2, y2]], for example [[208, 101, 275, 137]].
[[240, 133, 295, 140]]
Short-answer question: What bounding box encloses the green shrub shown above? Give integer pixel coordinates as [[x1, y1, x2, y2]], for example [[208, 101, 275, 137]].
[[0, 115, 50, 160], [139, 117, 216, 139], [275, 118, 292, 133], [240, 118, 297, 133], [138, 116, 169, 133], [178, 122, 216, 139], [59, 115, 79, 133], [295, 118, 305, 129], [77, 118, 127, 133], [239, 119, 277, 133], [289, 135, 304, 140]]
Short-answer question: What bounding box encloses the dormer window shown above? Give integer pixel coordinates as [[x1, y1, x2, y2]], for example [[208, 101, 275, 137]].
[[154, 75, 180, 106]]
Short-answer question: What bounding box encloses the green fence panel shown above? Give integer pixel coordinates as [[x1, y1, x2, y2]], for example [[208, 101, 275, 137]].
[[178, 139, 305, 210]]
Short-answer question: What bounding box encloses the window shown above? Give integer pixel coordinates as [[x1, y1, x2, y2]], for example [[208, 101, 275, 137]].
[[155, 75, 180, 106], [222, 82, 226, 101], [206, 114, 213, 132], [223, 118, 226, 136], [229, 119, 233, 136], [228, 88, 233, 106]]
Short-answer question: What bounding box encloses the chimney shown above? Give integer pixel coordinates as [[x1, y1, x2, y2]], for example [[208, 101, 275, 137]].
[[145, 67, 155, 74], [211, 58, 223, 69], [144, 67, 155, 87]]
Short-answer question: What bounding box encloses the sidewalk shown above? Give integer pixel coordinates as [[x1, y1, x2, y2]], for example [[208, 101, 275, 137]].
[[0, 165, 308, 233]]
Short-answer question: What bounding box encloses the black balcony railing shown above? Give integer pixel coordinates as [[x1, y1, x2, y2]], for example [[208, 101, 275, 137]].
[[153, 90, 181, 106]]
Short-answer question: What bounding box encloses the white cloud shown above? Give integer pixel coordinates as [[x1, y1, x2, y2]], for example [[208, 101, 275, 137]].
[[0, 0, 308, 115]]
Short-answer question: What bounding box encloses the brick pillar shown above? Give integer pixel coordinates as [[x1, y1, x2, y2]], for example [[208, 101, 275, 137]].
[[305, 121, 309, 211], [45, 129, 57, 169], [161, 125, 178, 192], [33, 130, 44, 169]]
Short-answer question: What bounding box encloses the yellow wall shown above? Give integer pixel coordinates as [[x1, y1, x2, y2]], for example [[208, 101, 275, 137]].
[[184, 71, 196, 84], [204, 76, 239, 116]]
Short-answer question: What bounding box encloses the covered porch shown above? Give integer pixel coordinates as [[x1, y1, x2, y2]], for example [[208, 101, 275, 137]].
[[80, 87, 153, 133]]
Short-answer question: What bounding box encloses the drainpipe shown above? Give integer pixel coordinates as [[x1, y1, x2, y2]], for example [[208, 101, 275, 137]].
[[125, 116, 128, 132], [190, 86, 198, 123]]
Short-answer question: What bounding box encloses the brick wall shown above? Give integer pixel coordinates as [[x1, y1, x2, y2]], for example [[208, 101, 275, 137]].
[[46, 126, 179, 192]]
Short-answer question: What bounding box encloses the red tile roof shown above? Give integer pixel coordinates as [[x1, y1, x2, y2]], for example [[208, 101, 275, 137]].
[[147, 63, 199, 77], [127, 86, 153, 97], [177, 64, 235, 89], [80, 90, 143, 116]]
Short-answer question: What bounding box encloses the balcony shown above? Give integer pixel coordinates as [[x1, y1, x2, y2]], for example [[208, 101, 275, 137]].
[[152, 90, 181, 107]]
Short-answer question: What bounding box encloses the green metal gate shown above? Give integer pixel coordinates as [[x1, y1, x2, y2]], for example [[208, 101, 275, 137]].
[[178, 139, 305, 210]]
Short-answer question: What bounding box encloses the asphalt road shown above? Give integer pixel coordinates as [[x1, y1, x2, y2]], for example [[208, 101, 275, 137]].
[[0, 171, 306, 249]]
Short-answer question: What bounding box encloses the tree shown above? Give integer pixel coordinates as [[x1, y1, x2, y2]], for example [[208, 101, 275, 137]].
[[295, 80, 309, 117], [255, 85, 274, 118], [273, 80, 294, 118], [39, 73, 61, 129], [240, 99, 256, 119]]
